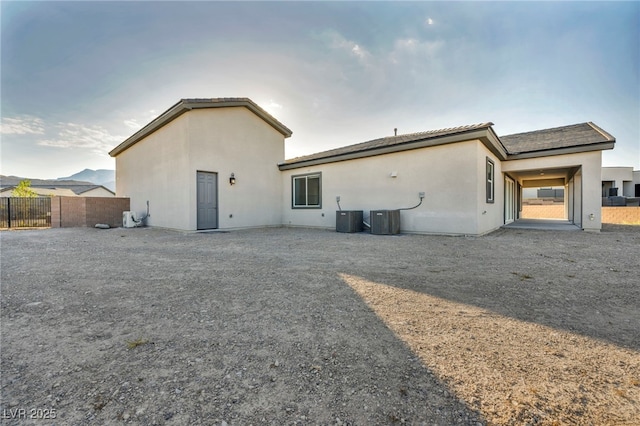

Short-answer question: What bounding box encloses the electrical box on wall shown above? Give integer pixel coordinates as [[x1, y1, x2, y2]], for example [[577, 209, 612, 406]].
[[370, 210, 400, 235], [336, 210, 364, 233]]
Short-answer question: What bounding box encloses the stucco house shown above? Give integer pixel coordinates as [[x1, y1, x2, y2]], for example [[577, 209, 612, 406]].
[[109, 98, 615, 235], [601, 166, 640, 198]]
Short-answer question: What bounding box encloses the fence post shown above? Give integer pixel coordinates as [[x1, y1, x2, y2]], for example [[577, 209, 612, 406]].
[[7, 197, 10, 228]]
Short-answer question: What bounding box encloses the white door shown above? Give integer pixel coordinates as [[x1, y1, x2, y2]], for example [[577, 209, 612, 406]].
[[505, 177, 515, 224]]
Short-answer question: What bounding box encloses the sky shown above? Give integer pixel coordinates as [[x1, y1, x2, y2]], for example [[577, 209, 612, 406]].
[[1, 1, 639, 179]]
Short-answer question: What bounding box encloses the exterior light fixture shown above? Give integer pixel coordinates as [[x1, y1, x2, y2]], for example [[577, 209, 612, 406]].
[[229, 173, 236, 185]]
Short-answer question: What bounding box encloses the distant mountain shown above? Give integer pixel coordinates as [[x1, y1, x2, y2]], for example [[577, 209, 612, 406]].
[[0, 169, 115, 192], [58, 169, 115, 191]]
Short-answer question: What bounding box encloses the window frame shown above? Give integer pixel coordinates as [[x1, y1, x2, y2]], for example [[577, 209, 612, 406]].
[[486, 157, 495, 204], [291, 172, 322, 209]]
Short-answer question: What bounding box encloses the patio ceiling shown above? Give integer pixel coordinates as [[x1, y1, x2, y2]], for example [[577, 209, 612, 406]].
[[506, 166, 581, 188]]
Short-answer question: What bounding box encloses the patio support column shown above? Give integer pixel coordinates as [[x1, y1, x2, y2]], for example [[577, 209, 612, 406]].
[[581, 152, 603, 232]]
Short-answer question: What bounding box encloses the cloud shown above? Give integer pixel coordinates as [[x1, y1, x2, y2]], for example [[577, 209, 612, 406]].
[[123, 119, 142, 130], [426, 17, 434, 26], [388, 37, 444, 66], [38, 122, 124, 154], [351, 44, 369, 60], [267, 100, 283, 110], [319, 29, 372, 64], [0, 116, 45, 135], [393, 38, 444, 56], [124, 110, 159, 131]]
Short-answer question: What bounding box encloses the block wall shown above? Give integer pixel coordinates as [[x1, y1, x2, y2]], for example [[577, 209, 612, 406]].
[[521, 204, 565, 219], [51, 197, 130, 228], [602, 207, 640, 225]]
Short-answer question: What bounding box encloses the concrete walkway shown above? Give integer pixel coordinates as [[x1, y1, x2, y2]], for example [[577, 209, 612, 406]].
[[502, 218, 581, 231]]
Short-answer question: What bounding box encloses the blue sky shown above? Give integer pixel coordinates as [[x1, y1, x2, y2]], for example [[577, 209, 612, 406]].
[[2, 1, 638, 179]]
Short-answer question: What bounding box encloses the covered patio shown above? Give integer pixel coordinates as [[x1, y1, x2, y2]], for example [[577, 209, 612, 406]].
[[499, 122, 615, 233]]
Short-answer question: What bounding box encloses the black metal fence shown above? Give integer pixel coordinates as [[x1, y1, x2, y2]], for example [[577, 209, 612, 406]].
[[0, 197, 52, 228]]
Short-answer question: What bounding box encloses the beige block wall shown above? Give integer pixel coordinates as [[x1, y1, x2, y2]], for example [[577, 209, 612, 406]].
[[115, 107, 285, 231], [281, 140, 502, 235], [521, 204, 565, 219], [602, 207, 640, 225]]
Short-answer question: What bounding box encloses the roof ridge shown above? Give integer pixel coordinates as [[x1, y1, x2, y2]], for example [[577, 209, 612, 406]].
[[387, 122, 494, 139]]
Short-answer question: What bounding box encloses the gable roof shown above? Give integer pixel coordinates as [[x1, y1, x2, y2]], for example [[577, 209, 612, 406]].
[[109, 98, 293, 157], [280, 122, 504, 170], [500, 122, 615, 159]]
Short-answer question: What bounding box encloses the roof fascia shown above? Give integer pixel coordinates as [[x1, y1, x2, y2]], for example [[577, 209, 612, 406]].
[[109, 99, 292, 157], [279, 127, 503, 171], [109, 100, 187, 157], [505, 141, 615, 160], [482, 126, 508, 160], [586, 122, 615, 142]]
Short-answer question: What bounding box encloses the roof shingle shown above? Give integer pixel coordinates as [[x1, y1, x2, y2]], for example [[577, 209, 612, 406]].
[[282, 122, 496, 166], [500, 122, 615, 155]]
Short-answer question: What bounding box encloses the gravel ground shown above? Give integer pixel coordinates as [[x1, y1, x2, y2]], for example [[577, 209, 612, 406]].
[[1, 224, 639, 425]]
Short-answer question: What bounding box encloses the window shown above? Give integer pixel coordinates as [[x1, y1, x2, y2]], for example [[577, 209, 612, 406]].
[[486, 158, 495, 203], [292, 173, 321, 208]]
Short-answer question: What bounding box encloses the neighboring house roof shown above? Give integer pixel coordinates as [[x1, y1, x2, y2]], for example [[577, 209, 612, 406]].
[[109, 98, 293, 157], [280, 123, 505, 170], [0, 187, 76, 197], [66, 185, 115, 195], [280, 121, 616, 170], [500, 122, 615, 159], [0, 184, 114, 197]]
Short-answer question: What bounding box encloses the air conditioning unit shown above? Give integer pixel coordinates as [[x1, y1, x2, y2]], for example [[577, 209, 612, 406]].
[[336, 210, 364, 233], [122, 211, 136, 228], [370, 209, 401, 235]]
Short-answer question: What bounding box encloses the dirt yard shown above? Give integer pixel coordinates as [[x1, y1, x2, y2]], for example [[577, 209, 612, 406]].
[[1, 225, 639, 425]]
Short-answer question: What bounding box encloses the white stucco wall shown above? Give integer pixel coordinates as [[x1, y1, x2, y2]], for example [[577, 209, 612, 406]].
[[502, 151, 602, 231], [115, 114, 190, 229], [115, 107, 285, 231], [186, 108, 284, 230], [476, 143, 503, 234], [281, 140, 503, 235]]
